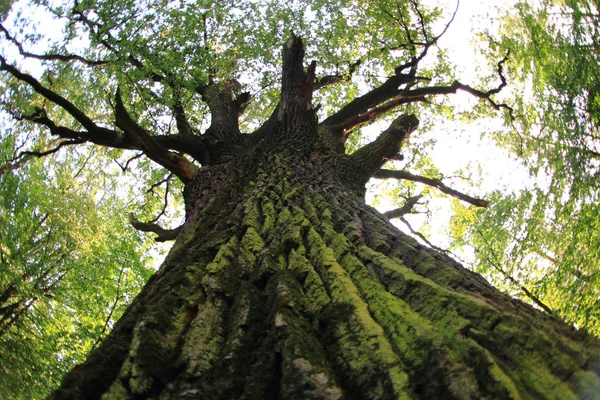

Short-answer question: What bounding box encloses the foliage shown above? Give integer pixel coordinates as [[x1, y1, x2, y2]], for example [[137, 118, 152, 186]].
[[0, 136, 155, 399], [450, 0, 600, 335]]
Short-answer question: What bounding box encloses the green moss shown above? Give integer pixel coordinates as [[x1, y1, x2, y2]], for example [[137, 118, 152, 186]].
[[302, 195, 320, 226], [338, 249, 480, 398], [287, 248, 330, 314], [261, 198, 276, 236], [129, 360, 153, 394], [100, 380, 130, 400], [180, 299, 225, 377], [485, 351, 522, 399], [277, 206, 303, 248], [305, 228, 411, 398], [265, 273, 343, 399], [238, 227, 265, 274], [202, 236, 239, 298], [242, 199, 261, 231]]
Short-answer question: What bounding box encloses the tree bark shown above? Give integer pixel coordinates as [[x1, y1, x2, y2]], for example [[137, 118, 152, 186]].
[[50, 146, 600, 400]]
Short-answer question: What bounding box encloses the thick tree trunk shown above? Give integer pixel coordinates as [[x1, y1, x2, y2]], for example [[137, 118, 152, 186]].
[[51, 148, 600, 399], [49, 37, 600, 399]]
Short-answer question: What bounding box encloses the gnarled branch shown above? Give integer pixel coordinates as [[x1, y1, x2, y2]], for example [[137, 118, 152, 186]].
[[114, 89, 199, 182]]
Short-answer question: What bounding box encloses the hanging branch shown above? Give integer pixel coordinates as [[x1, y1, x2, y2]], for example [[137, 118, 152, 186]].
[[373, 169, 489, 207]]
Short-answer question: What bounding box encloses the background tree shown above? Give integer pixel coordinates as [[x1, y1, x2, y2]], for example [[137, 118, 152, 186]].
[[0, 134, 155, 398], [450, 0, 600, 336], [1, 0, 600, 399]]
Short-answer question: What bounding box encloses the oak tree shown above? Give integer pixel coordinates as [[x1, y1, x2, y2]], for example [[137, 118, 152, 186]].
[[1, 0, 600, 398]]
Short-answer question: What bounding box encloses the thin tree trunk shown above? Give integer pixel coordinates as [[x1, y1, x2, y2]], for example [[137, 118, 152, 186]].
[[51, 150, 600, 400]]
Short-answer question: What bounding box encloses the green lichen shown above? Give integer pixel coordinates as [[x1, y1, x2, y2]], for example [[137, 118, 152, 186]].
[[287, 248, 330, 314], [180, 299, 225, 377]]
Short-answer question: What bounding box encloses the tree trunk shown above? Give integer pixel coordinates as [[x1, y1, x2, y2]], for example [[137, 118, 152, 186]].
[[49, 37, 600, 399], [50, 147, 600, 399]]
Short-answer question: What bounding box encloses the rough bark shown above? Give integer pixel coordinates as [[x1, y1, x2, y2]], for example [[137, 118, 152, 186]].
[[45, 37, 600, 400], [50, 145, 600, 399]]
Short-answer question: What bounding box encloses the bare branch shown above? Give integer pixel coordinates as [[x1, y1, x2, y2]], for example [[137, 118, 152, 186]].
[[373, 169, 489, 207], [349, 114, 419, 183], [128, 213, 183, 242], [384, 194, 424, 219], [0, 138, 85, 176], [0, 24, 107, 66], [114, 152, 144, 172]]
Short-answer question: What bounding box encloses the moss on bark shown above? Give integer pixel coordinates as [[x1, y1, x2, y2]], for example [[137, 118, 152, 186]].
[[52, 152, 600, 400]]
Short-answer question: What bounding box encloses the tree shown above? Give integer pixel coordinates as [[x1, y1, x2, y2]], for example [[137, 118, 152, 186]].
[[1, 0, 600, 399], [450, 0, 600, 336], [0, 134, 155, 398]]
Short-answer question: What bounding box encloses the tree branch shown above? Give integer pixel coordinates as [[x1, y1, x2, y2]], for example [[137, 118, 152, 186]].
[[128, 214, 183, 242], [314, 59, 361, 91], [349, 114, 419, 183], [373, 169, 489, 207], [279, 35, 318, 142], [0, 24, 107, 66], [197, 81, 243, 141], [0, 56, 99, 131], [383, 194, 424, 219], [0, 138, 82, 176], [114, 89, 199, 182], [399, 216, 449, 254]]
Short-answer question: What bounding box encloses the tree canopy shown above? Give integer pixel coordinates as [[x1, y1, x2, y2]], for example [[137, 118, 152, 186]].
[[1, 0, 600, 398]]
